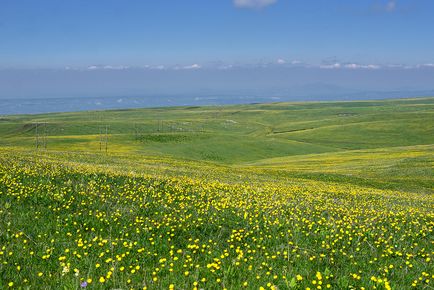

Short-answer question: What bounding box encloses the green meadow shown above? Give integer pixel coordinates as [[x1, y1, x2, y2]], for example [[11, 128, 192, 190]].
[[1, 97, 433, 192], [0, 97, 433, 289]]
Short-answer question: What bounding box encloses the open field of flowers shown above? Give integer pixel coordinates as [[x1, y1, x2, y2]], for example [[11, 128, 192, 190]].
[[0, 151, 433, 289]]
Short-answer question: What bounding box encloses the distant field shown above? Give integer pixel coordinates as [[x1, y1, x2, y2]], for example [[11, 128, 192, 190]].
[[1, 97, 433, 155], [0, 97, 433, 191], [0, 97, 433, 289]]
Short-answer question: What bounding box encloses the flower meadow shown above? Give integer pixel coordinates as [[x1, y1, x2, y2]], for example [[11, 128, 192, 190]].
[[0, 152, 433, 289]]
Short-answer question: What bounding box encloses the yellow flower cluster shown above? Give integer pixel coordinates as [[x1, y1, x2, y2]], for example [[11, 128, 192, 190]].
[[0, 152, 433, 289]]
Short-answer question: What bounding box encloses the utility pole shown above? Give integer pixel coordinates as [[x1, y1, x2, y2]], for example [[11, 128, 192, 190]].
[[98, 111, 103, 153], [99, 126, 102, 152], [43, 123, 47, 150], [105, 125, 108, 153], [98, 124, 108, 153], [35, 123, 39, 151], [134, 123, 139, 140]]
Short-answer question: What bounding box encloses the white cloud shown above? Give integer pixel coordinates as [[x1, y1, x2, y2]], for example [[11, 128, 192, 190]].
[[345, 63, 360, 69], [86, 65, 129, 70], [413, 63, 434, 69], [218, 64, 234, 70], [182, 64, 201, 70], [344, 63, 380, 69], [102, 65, 129, 70], [145, 65, 166, 70], [320, 63, 341, 69], [319, 63, 381, 70], [387, 64, 405, 68], [234, 0, 277, 9], [67, 61, 433, 72], [385, 0, 396, 12], [373, 0, 397, 13], [364, 64, 381, 69]]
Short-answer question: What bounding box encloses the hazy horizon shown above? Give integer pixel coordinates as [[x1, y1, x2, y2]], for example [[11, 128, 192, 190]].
[[1, 0, 434, 112]]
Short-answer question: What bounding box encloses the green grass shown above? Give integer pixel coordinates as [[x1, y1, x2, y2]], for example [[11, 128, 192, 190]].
[[1, 97, 433, 191], [1, 97, 433, 148], [0, 97, 433, 289], [247, 144, 434, 193]]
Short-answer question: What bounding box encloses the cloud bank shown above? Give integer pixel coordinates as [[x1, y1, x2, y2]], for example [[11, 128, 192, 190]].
[[62, 60, 434, 72]]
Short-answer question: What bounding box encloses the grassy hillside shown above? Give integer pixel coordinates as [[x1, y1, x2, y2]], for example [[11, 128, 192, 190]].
[[1, 97, 433, 158], [1, 149, 433, 290], [0, 97, 433, 289], [247, 144, 434, 193], [0, 97, 433, 192]]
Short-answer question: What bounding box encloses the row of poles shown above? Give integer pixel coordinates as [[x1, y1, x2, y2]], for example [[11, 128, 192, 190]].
[[133, 121, 205, 139], [33, 119, 207, 152], [34, 123, 109, 153]]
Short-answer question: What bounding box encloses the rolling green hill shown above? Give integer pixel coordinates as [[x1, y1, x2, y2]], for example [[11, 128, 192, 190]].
[[1, 97, 433, 156], [1, 97, 433, 193], [1, 97, 433, 289]]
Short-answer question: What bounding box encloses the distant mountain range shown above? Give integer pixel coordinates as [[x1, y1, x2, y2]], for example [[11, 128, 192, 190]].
[[1, 88, 434, 115]]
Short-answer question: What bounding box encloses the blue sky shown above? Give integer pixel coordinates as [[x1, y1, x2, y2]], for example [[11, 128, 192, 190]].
[[1, 0, 434, 101], [1, 0, 434, 67]]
